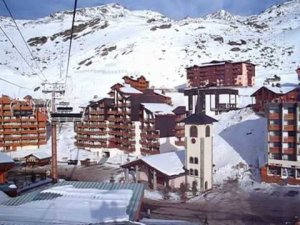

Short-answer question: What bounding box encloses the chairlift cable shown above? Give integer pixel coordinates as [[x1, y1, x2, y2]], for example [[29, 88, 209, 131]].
[[2, 0, 48, 81]]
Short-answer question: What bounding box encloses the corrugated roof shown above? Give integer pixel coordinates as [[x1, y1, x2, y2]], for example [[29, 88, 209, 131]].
[[0, 152, 14, 164], [0, 181, 144, 222]]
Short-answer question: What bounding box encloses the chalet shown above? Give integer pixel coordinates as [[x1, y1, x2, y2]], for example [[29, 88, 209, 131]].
[[187, 60, 255, 88], [24, 151, 51, 167], [251, 85, 300, 113], [0, 95, 48, 151], [122, 75, 149, 91], [121, 150, 187, 190]]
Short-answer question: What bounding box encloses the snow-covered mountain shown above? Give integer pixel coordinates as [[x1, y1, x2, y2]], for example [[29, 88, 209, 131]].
[[0, 1, 300, 105]]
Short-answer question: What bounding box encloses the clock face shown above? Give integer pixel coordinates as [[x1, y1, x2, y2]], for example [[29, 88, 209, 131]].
[[191, 138, 196, 144]]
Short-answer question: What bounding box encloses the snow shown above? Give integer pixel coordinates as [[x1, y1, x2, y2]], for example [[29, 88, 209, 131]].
[[141, 218, 199, 225], [142, 103, 174, 115], [24, 151, 51, 160], [0, 185, 133, 224], [0, 191, 10, 204], [120, 84, 143, 94], [264, 84, 298, 94], [0, 152, 14, 164], [140, 150, 185, 176]]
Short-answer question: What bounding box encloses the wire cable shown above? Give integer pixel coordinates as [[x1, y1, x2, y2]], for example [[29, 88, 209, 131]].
[[0, 77, 31, 90], [2, 0, 47, 81], [64, 0, 78, 89], [0, 25, 40, 78]]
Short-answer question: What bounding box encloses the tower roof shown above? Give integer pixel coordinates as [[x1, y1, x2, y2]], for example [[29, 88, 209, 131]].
[[182, 113, 217, 125]]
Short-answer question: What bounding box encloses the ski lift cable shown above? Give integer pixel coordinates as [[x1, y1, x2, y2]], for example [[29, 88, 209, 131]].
[[0, 77, 31, 90], [64, 0, 78, 91], [2, 0, 48, 81], [0, 26, 44, 81]]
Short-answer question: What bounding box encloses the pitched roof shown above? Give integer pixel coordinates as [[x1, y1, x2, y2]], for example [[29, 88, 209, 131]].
[[24, 151, 51, 160], [251, 85, 299, 96], [172, 106, 186, 115], [182, 113, 217, 125], [142, 103, 174, 115], [0, 152, 14, 164]]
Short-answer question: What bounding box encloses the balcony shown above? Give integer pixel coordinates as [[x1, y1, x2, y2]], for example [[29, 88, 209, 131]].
[[268, 113, 280, 120], [89, 109, 104, 115], [78, 130, 107, 135], [268, 124, 280, 131], [120, 146, 135, 153], [175, 124, 184, 131], [284, 114, 295, 120], [269, 147, 281, 154], [108, 117, 124, 122], [140, 140, 160, 148], [122, 139, 136, 145], [283, 125, 296, 131], [108, 130, 122, 136], [77, 124, 107, 129], [107, 110, 116, 115], [175, 140, 185, 146], [140, 132, 160, 139], [89, 117, 105, 122], [282, 148, 295, 154], [175, 131, 185, 138], [141, 148, 159, 155], [283, 136, 296, 143]]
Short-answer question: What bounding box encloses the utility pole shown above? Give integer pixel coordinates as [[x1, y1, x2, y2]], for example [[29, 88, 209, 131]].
[[42, 82, 65, 183]]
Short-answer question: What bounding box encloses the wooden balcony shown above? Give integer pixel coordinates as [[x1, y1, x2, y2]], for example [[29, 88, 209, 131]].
[[175, 131, 185, 138], [175, 124, 184, 131], [283, 125, 296, 131], [108, 117, 124, 122], [268, 125, 280, 131], [107, 110, 116, 115], [284, 114, 296, 120], [108, 130, 122, 136], [89, 117, 105, 122], [77, 124, 107, 129], [122, 139, 136, 145], [75, 142, 106, 148], [140, 132, 160, 139], [268, 113, 280, 120], [283, 136, 296, 143], [120, 146, 135, 153], [77, 130, 107, 135], [282, 148, 295, 155], [175, 140, 185, 146], [269, 147, 281, 154], [141, 148, 159, 155], [140, 140, 160, 148], [140, 125, 155, 132], [122, 132, 135, 138]]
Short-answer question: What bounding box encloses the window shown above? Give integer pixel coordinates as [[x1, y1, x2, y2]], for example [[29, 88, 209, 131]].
[[189, 169, 194, 175], [189, 157, 194, 164], [194, 169, 199, 176], [205, 126, 210, 137], [190, 126, 198, 137], [194, 157, 199, 164]]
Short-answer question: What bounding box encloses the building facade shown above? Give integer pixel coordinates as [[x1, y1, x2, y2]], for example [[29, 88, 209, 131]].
[[184, 114, 217, 192], [75, 76, 183, 156], [262, 103, 300, 185], [187, 60, 255, 88], [0, 95, 48, 151], [122, 75, 149, 91], [251, 86, 300, 113]]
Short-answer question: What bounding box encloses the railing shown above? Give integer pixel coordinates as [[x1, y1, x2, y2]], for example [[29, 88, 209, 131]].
[[282, 148, 295, 155], [268, 125, 280, 130], [283, 114, 295, 120], [283, 136, 296, 142], [269, 147, 281, 153], [268, 113, 280, 120], [283, 125, 296, 131]]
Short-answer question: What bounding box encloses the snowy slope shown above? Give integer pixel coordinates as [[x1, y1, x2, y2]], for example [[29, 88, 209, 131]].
[[0, 1, 299, 107]]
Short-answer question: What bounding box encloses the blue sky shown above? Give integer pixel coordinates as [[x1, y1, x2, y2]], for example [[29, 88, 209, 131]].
[[0, 0, 289, 20]]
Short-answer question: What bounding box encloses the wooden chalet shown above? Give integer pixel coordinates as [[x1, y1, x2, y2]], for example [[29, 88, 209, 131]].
[[251, 85, 300, 113], [122, 75, 149, 91], [24, 151, 51, 167]]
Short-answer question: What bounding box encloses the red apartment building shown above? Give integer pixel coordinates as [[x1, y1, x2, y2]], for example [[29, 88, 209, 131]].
[[187, 60, 255, 88], [75, 76, 184, 155], [0, 95, 48, 151], [262, 102, 300, 185], [251, 86, 300, 113]]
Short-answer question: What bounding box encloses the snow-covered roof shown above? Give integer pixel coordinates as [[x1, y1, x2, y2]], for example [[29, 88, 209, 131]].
[[265, 85, 298, 94], [0, 182, 145, 224], [142, 103, 174, 115], [124, 150, 186, 177], [25, 151, 51, 160], [0, 152, 14, 164], [119, 85, 142, 94]]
